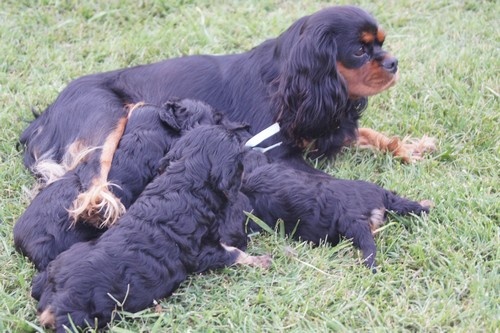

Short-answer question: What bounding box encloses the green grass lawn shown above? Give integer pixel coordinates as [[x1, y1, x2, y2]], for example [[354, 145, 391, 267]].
[[1, 0, 498, 332]]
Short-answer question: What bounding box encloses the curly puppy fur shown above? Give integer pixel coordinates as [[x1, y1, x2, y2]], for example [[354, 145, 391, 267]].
[[32, 124, 269, 332], [69, 98, 225, 227], [13, 164, 105, 271], [14, 99, 223, 271], [242, 150, 431, 271]]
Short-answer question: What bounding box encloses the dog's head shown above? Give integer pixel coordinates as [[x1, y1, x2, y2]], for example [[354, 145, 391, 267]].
[[273, 6, 397, 148], [160, 122, 250, 200], [161, 98, 225, 132]]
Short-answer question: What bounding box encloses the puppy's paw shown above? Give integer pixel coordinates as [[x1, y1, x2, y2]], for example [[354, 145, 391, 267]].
[[245, 254, 272, 269], [38, 306, 56, 329], [419, 199, 434, 210]]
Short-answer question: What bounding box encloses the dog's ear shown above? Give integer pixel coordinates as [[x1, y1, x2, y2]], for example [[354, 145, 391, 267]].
[[273, 17, 348, 146], [159, 103, 181, 132], [156, 155, 171, 174], [242, 149, 268, 174], [224, 122, 252, 145], [216, 157, 244, 200]]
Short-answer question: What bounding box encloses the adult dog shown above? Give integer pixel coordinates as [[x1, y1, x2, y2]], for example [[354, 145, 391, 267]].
[[32, 123, 270, 332], [14, 99, 224, 271], [19, 5, 432, 188]]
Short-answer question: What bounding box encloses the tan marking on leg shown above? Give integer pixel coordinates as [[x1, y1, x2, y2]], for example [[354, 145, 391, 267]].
[[356, 128, 436, 163], [69, 182, 125, 228], [126, 102, 146, 118], [38, 306, 55, 329], [221, 244, 272, 269], [357, 128, 410, 162], [369, 208, 386, 234], [400, 135, 437, 161], [69, 116, 128, 228], [99, 117, 128, 181], [419, 199, 434, 209], [64, 140, 91, 170]]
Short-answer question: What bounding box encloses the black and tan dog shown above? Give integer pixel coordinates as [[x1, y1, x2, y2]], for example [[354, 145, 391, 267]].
[[20, 6, 434, 195], [32, 123, 270, 332], [14, 99, 223, 271], [242, 150, 432, 272]]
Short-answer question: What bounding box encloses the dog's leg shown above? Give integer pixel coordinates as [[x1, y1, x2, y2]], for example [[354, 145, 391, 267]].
[[357, 127, 436, 163], [68, 115, 129, 228], [38, 306, 56, 330], [221, 244, 272, 269], [218, 193, 253, 250], [344, 221, 378, 273]]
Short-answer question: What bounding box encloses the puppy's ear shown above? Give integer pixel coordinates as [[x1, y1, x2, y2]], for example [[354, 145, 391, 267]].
[[242, 149, 268, 174], [273, 18, 348, 145], [225, 122, 252, 145], [156, 155, 171, 174], [159, 104, 181, 132], [216, 158, 244, 200]]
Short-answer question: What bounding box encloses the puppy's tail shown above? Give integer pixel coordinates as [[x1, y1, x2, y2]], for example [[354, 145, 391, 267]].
[[384, 191, 432, 216]]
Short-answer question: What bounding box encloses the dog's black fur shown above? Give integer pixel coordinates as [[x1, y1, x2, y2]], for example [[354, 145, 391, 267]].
[[13, 165, 105, 271], [32, 123, 263, 332], [107, 99, 223, 208], [242, 150, 431, 271], [20, 6, 398, 179], [14, 100, 223, 271]]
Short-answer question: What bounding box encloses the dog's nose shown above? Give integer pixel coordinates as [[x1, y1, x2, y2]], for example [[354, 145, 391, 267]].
[[382, 56, 398, 74]]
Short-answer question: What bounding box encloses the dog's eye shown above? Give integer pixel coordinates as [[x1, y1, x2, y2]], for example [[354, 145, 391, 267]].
[[354, 46, 367, 57]]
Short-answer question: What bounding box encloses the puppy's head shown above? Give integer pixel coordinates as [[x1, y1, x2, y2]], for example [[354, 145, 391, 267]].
[[160, 122, 250, 199], [162, 98, 224, 131]]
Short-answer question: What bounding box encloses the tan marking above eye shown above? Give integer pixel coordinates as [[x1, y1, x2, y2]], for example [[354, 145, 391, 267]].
[[376, 27, 386, 44], [360, 31, 375, 44]]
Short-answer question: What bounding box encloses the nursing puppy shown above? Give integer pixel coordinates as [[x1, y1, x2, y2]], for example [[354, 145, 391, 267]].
[[242, 150, 431, 271], [14, 100, 221, 271], [32, 124, 270, 332]]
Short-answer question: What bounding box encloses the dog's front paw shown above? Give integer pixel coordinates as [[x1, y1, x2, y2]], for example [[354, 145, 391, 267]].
[[394, 135, 437, 163]]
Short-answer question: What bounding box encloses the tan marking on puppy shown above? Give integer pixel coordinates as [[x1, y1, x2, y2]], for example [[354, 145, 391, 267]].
[[38, 307, 55, 329], [420, 200, 434, 209], [221, 244, 272, 269], [369, 208, 386, 234]]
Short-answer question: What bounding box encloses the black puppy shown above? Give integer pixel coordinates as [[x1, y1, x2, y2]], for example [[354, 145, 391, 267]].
[[32, 124, 270, 332], [14, 100, 221, 271], [242, 150, 431, 271]]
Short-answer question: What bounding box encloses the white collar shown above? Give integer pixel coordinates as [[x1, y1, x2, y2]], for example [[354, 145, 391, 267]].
[[244, 123, 282, 153]]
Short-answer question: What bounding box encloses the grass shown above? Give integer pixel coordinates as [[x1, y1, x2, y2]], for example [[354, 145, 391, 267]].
[[0, 0, 498, 332]]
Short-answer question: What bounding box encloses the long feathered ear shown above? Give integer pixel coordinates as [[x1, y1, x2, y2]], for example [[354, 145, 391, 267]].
[[273, 19, 348, 146]]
